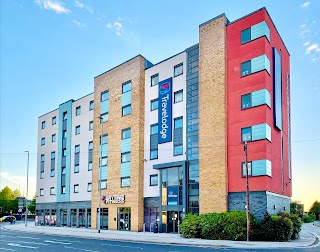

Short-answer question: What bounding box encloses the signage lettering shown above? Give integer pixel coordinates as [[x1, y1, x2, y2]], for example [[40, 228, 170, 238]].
[[101, 195, 125, 204]]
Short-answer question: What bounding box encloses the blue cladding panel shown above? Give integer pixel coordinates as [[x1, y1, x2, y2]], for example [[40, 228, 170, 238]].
[[273, 47, 282, 130], [100, 100, 109, 114], [251, 21, 270, 42], [100, 144, 108, 157], [101, 166, 108, 180], [251, 89, 271, 108], [251, 55, 270, 74], [121, 138, 131, 153], [252, 159, 272, 176], [252, 123, 271, 141], [120, 163, 130, 177], [122, 91, 132, 107]]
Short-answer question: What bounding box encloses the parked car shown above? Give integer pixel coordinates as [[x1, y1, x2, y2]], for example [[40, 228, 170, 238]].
[[0, 216, 16, 222]]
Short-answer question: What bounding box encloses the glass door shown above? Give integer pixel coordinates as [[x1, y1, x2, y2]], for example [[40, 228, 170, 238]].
[[167, 211, 178, 233], [118, 207, 131, 231]]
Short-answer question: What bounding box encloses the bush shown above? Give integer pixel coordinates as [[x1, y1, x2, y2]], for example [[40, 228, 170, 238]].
[[278, 212, 302, 239], [180, 213, 200, 238], [199, 213, 223, 240], [303, 214, 316, 223]]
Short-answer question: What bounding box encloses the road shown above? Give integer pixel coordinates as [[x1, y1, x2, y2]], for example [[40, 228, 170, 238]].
[[0, 222, 319, 252]]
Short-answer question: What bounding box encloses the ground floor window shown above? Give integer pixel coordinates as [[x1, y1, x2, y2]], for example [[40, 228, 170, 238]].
[[99, 208, 108, 230], [144, 207, 160, 232]]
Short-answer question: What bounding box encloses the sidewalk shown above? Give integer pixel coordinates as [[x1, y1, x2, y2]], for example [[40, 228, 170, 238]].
[[3, 222, 319, 249]]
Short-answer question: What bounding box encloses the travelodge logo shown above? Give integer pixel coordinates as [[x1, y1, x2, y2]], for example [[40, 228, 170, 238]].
[[159, 82, 171, 95]]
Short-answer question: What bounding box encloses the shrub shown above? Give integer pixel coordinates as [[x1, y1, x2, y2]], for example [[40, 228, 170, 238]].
[[180, 213, 200, 238], [303, 214, 316, 223], [199, 213, 223, 240], [278, 212, 302, 240]]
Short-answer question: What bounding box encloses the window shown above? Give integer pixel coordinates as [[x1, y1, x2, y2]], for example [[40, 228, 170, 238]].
[[174, 145, 183, 156], [76, 106, 81, 116], [174, 90, 183, 103], [61, 186, 66, 194], [89, 100, 94, 110], [241, 27, 251, 44], [75, 125, 80, 135], [52, 116, 56, 125], [89, 141, 93, 150], [40, 154, 45, 179], [88, 162, 92, 171], [51, 152, 55, 177], [121, 177, 130, 187], [40, 188, 44, 196], [241, 61, 251, 77], [174, 63, 183, 77], [63, 130, 67, 138], [74, 184, 79, 193], [100, 112, 108, 123], [89, 121, 93, 131], [41, 137, 45, 146], [40, 171, 44, 179], [242, 162, 252, 176], [150, 150, 158, 160], [100, 180, 107, 189], [174, 117, 183, 129], [101, 91, 109, 102], [101, 134, 108, 145], [241, 93, 252, 109], [52, 134, 56, 142], [75, 145, 80, 153], [62, 167, 66, 174], [150, 124, 158, 135], [50, 187, 55, 195], [151, 74, 159, 86], [101, 156, 108, 167], [121, 152, 130, 163], [150, 174, 158, 186], [241, 127, 252, 142], [122, 128, 131, 139], [87, 183, 92, 192], [122, 81, 132, 93], [51, 169, 55, 177], [63, 112, 67, 120], [62, 148, 67, 157], [122, 104, 132, 116], [74, 164, 79, 173], [42, 121, 46, 129], [150, 98, 158, 111]]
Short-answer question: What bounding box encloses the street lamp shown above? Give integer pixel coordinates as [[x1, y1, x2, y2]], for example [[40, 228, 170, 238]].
[[244, 142, 251, 241], [25, 150, 29, 226], [97, 116, 103, 233]]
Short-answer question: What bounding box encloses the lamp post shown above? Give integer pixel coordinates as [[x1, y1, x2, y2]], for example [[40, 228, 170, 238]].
[[25, 151, 29, 226], [97, 116, 103, 233], [244, 142, 251, 241]]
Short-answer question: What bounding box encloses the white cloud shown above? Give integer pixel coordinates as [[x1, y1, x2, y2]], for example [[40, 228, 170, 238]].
[[73, 20, 86, 28], [301, 1, 311, 8], [106, 20, 123, 36], [106, 23, 112, 29], [73, 0, 84, 8], [34, 0, 70, 14], [304, 41, 310, 46], [305, 44, 320, 54], [85, 6, 94, 14]]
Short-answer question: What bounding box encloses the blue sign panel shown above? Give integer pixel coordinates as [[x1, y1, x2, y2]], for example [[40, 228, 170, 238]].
[[158, 77, 173, 144], [273, 47, 282, 131], [167, 186, 178, 206]]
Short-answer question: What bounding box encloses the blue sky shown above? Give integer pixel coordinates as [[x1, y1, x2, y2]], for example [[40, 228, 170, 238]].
[[1, 0, 319, 210]]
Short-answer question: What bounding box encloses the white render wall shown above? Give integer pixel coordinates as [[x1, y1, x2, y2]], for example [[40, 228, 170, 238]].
[[144, 52, 187, 198], [37, 109, 59, 203]]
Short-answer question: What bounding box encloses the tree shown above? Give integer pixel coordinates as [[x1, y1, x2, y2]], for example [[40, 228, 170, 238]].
[[309, 201, 320, 220], [0, 186, 16, 200], [28, 195, 36, 213], [0, 186, 18, 214], [290, 201, 304, 216], [13, 189, 21, 198]]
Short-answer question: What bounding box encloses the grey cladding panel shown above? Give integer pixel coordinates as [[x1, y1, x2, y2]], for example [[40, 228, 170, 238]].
[[150, 134, 158, 150], [174, 128, 183, 145]]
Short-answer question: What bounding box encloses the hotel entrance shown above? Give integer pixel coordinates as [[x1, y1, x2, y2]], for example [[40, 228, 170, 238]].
[[162, 210, 181, 233], [117, 207, 131, 231]]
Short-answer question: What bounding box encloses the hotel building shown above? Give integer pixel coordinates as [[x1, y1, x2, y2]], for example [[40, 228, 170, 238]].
[[36, 7, 292, 232]]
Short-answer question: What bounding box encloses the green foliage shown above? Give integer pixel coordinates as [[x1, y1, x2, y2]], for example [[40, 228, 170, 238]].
[[0, 187, 18, 214], [13, 189, 21, 198], [180, 213, 200, 238], [278, 212, 301, 240], [309, 201, 320, 220], [0, 186, 16, 200], [303, 214, 316, 223], [290, 202, 304, 216], [27, 195, 36, 213]]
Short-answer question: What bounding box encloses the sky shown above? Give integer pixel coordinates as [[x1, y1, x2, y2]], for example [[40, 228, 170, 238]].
[[0, 0, 319, 211]]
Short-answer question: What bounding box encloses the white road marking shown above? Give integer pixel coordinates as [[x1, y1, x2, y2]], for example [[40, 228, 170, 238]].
[[101, 244, 143, 249], [0, 248, 15, 251], [17, 236, 40, 240], [64, 246, 100, 252], [51, 239, 83, 243], [44, 240, 72, 245], [19, 241, 48, 246], [7, 243, 38, 249]]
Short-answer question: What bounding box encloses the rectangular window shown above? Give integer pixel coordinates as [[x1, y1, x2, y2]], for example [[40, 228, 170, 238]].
[[241, 27, 251, 44], [174, 90, 183, 103], [63, 112, 67, 120], [42, 121, 46, 129], [51, 169, 55, 177], [52, 116, 56, 125], [61, 186, 66, 194], [40, 153, 45, 179], [74, 184, 79, 193], [101, 156, 108, 167], [51, 152, 55, 177], [241, 61, 251, 77], [241, 127, 252, 142], [121, 177, 130, 188], [122, 104, 132, 116], [174, 63, 183, 77], [50, 187, 55, 195], [41, 137, 45, 146], [62, 167, 66, 174], [87, 183, 92, 192], [100, 112, 108, 123], [150, 174, 158, 186], [174, 145, 183, 156], [150, 149, 158, 160], [62, 148, 67, 157], [76, 106, 81, 116], [51, 134, 56, 142], [88, 162, 92, 171], [122, 128, 131, 139], [174, 117, 183, 129], [101, 134, 108, 145], [40, 171, 44, 179], [121, 152, 130, 163], [74, 164, 79, 173], [150, 98, 158, 111], [151, 74, 159, 86], [75, 125, 80, 135], [89, 100, 94, 110], [75, 145, 80, 153], [150, 124, 158, 135], [242, 162, 252, 176], [101, 91, 109, 102], [100, 180, 107, 189], [89, 141, 93, 150], [40, 189, 44, 196], [241, 93, 252, 109], [63, 130, 67, 138], [122, 81, 132, 93], [89, 121, 93, 131]]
